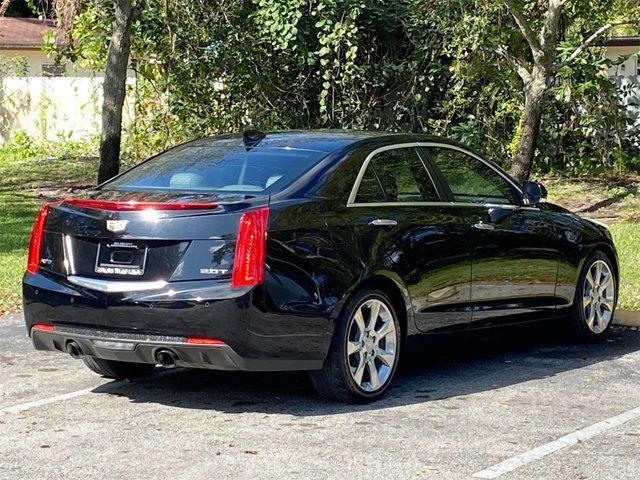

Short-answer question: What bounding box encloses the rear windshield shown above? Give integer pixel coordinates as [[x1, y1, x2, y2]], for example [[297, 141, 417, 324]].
[[102, 146, 328, 194]]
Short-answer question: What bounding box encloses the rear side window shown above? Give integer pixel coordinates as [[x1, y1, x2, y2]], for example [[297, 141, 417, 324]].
[[426, 147, 517, 205], [103, 145, 327, 194], [354, 147, 439, 203]]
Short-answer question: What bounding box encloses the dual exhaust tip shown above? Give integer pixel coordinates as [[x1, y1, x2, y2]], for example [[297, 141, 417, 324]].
[[66, 341, 84, 359], [155, 349, 178, 368], [66, 341, 178, 368]]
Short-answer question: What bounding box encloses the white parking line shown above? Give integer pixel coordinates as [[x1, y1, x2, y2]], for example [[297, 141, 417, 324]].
[[472, 405, 640, 479], [0, 387, 98, 416], [0, 368, 181, 416]]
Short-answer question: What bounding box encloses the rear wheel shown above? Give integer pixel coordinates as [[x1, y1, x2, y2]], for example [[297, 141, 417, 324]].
[[570, 251, 617, 341], [82, 356, 156, 379], [309, 288, 401, 403]]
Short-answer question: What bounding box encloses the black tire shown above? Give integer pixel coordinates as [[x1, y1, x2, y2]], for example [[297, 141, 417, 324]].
[[82, 356, 156, 379], [309, 288, 402, 403], [570, 250, 617, 342]]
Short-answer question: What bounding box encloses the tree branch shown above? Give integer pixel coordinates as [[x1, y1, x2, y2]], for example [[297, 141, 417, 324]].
[[560, 20, 637, 67], [0, 0, 13, 16], [496, 46, 532, 83], [540, 0, 565, 57], [504, 0, 543, 57]]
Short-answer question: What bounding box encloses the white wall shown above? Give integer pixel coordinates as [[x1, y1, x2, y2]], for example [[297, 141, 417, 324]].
[[607, 45, 639, 77], [0, 77, 135, 143]]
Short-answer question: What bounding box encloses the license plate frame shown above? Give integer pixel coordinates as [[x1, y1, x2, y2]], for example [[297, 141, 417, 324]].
[[94, 242, 148, 277]]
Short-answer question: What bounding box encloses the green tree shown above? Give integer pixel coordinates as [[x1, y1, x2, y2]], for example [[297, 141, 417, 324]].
[[53, 0, 139, 183]]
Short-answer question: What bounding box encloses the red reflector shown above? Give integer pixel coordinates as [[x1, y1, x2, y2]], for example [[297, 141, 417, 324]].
[[27, 203, 52, 274], [231, 207, 269, 288], [185, 337, 225, 345], [63, 198, 218, 211], [32, 323, 55, 331]]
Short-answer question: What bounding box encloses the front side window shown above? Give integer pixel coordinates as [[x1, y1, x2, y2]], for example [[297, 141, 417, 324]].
[[354, 147, 439, 203], [103, 144, 327, 194], [426, 147, 517, 205]]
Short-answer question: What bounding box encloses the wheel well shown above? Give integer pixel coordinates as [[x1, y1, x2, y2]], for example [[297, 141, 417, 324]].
[[350, 275, 409, 340], [591, 244, 619, 285]]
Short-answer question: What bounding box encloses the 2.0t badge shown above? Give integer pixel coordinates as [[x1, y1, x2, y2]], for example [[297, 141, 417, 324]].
[[106, 220, 129, 233]]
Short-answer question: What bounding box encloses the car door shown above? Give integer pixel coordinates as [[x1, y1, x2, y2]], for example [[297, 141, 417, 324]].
[[421, 144, 560, 327], [346, 144, 472, 333]]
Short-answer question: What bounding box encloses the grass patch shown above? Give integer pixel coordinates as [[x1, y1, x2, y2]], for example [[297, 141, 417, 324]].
[[0, 148, 99, 314], [0, 192, 39, 314], [610, 223, 640, 311]]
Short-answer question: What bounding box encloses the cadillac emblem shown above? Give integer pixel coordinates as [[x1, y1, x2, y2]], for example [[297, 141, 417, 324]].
[[106, 220, 129, 233]]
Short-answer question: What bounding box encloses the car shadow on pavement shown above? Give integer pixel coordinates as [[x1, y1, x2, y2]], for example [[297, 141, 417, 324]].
[[92, 323, 640, 415]]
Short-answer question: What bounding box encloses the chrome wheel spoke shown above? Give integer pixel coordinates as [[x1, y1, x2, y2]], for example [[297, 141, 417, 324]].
[[600, 274, 614, 294], [375, 346, 395, 367], [376, 318, 393, 339], [586, 305, 596, 330], [585, 270, 596, 288], [368, 301, 380, 331], [367, 359, 381, 390], [353, 309, 366, 338], [352, 357, 366, 385], [583, 295, 592, 307], [347, 340, 361, 356], [595, 262, 603, 283], [601, 298, 614, 312], [595, 307, 604, 328]]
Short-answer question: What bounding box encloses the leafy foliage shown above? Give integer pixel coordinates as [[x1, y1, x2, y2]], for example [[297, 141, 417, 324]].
[[46, 0, 640, 174]]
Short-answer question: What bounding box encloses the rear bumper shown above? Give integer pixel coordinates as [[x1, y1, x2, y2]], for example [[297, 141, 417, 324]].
[[31, 325, 323, 371], [23, 271, 334, 371]]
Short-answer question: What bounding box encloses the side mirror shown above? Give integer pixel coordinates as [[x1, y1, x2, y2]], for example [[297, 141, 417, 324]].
[[522, 181, 547, 205]]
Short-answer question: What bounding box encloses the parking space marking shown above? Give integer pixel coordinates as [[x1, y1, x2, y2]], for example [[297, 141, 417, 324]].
[[0, 368, 181, 416], [472, 405, 640, 479], [0, 386, 98, 416]]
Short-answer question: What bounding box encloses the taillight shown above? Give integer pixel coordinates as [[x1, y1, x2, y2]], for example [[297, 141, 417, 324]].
[[63, 198, 218, 211], [32, 323, 55, 332], [231, 207, 269, 288], [186, 337, 225, 345], [26, 203, 52, 274]]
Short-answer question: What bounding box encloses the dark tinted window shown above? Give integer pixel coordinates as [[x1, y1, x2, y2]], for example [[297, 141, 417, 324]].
[[355, 165, 386, 203], [427, 147, 516, 205], [104, 145, 327, 194], [355, 147, 439, 203]]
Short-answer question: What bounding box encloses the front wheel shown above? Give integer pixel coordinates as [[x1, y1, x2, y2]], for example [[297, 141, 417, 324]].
[[570, 251, 617, 341], [309, 288, 401, 403]]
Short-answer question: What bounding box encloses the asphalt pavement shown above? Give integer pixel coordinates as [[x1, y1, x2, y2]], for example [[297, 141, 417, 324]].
[[1, 313, 638, 479]]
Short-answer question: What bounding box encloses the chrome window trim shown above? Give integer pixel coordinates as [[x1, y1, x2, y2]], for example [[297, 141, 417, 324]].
[[347, 142, 524, 208], [346, 143, 440, 206], [347, 201, 539, 211]]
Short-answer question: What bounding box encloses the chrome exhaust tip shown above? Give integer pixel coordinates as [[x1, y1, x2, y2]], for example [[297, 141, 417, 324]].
[[66, 341, 84, 359], [155, 349, 178, 368]]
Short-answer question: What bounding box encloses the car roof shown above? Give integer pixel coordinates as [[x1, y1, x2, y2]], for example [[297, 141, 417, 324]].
[[186, 130, 461, 153]]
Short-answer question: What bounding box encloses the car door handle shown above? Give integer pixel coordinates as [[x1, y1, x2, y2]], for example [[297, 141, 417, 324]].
[[369, 218, 398, 227], [472, 221, 495, 231]]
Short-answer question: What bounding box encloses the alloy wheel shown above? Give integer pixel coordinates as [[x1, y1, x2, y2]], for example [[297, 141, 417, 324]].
[[582, 259, 615, 334], [346, 298, 398, 392]]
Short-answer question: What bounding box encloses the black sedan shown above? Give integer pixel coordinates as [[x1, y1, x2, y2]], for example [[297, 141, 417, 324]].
[[23, 131, 618, 402]]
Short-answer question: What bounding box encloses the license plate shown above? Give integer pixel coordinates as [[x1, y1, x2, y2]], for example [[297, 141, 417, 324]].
[[95, 242, 148, 276]]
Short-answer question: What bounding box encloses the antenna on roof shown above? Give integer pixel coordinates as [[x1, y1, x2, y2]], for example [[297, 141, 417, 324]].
[[243, 130, 266, 150]]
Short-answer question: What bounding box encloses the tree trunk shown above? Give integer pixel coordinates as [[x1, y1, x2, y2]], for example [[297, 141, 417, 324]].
[[97, 0, 135, 184], [509, 74, 546, 184]]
